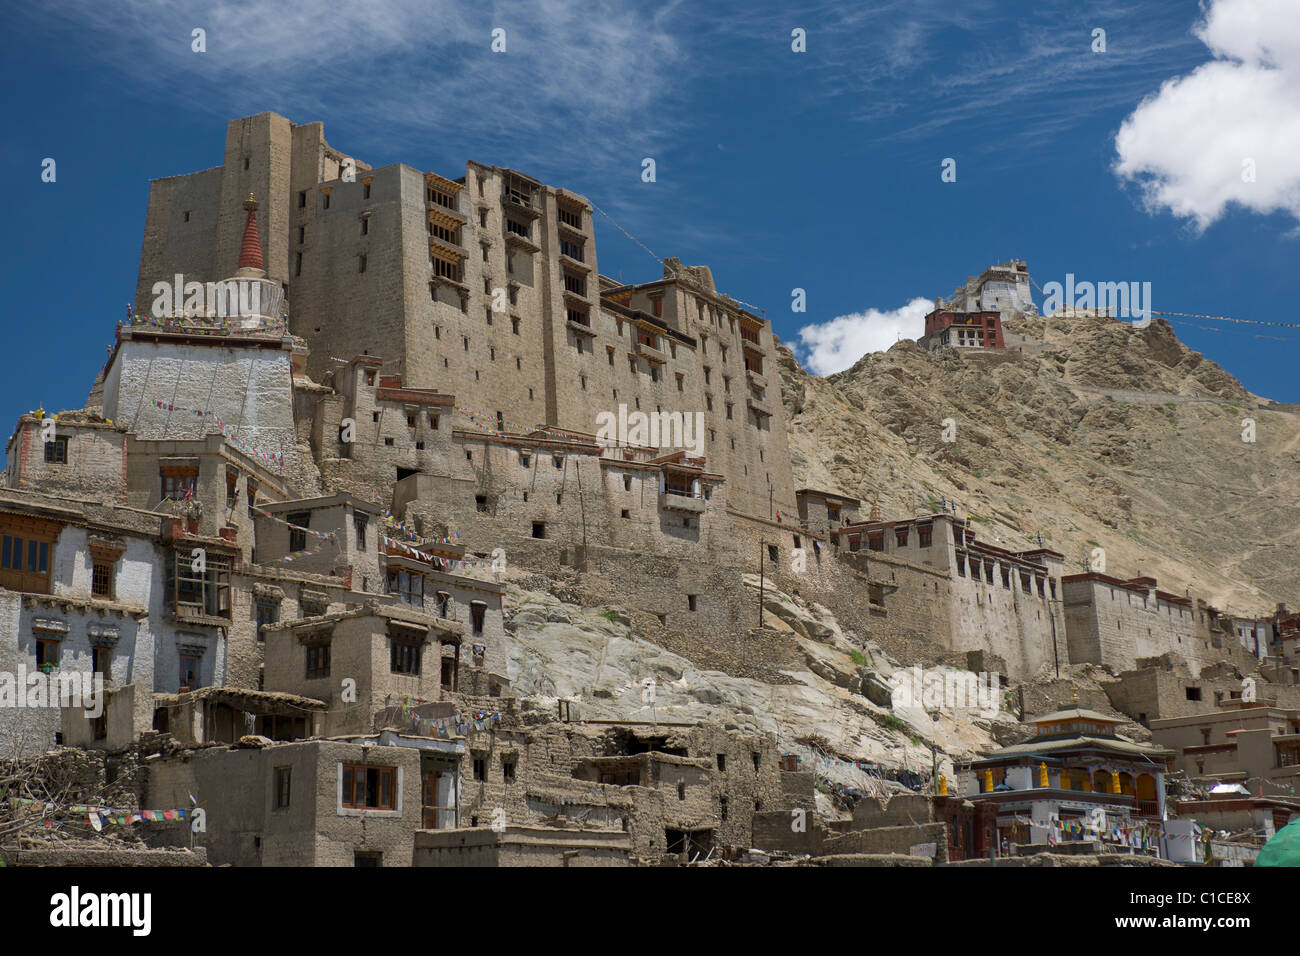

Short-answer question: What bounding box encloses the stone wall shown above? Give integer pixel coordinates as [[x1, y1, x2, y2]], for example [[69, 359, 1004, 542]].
[[1062, 577, 1255, 677], [104, 333, 300, 476], [264, 612, 450, 735], [821, 821, 950, 861], [143, 739, 423, 866], [0, 528, 157, 757], [454, 719, 782, 859], [6, 419, 127, 503], [413, 825, 630, 866], [136, 113, 800, 523], [224, 567, 359, 691]]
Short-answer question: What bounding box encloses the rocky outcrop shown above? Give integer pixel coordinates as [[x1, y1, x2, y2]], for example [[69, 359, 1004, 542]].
[[499, 575, 1027, 791], [781, 312, 1300, 613]]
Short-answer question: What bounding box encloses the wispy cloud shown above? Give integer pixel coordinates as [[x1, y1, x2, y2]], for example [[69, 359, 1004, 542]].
[[25, 0, 687, 178], [691, 0, 1204, 151]]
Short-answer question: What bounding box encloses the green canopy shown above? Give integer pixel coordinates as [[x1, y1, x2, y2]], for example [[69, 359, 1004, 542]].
[[1256, 817, 1300, 867]]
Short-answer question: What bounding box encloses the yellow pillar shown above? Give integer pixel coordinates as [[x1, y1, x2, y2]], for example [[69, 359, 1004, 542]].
[[939, 775, 948, 796], [984, 769, 994, 793], [1039, 762, 1049, 788], [1111, 771, 1121, 795]]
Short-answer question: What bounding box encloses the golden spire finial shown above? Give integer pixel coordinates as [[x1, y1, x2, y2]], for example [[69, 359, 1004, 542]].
[[868, 493, 882, 522]]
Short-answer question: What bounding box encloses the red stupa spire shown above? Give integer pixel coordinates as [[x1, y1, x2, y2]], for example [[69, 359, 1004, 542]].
[[237, 194, 264, 273]]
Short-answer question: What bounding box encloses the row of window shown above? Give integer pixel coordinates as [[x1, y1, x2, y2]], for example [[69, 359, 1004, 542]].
[[383, 569, 488, 633], [36, 640, 200, 698], [33, 638, 113, 675], [696, 297, 767, 344], [297, 180, 374, 210], [0, 534, 49, 575], [845, 526, 934, 551], [956, 552, 1056, 598]]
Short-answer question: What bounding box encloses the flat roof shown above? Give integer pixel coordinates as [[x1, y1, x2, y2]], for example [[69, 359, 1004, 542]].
[[795, 487, 860, 504], [1029, 708, 1125, 725], [255, 492, 383, 515]]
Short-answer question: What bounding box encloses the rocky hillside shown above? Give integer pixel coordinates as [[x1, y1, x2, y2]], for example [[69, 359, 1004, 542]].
[[780, 311, 1300, 614], [499, 569, 1030, 809]]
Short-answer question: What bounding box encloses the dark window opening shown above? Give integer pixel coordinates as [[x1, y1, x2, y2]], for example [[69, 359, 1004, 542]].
[[287, 511, 311, 553], [44, 437, 68, 464], [390, 639, 421, 675], [306, 643, 331, 679]]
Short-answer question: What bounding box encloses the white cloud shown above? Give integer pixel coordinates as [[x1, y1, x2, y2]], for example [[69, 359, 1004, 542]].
[[795, 297, 933, 376], [1114, 0, 1300, 230]]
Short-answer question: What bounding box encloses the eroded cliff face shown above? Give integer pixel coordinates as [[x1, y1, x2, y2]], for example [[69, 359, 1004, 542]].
[[779, 311, 1299, 613]]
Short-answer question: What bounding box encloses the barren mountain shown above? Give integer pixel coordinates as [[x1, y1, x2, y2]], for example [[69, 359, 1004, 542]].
[[779, 310, 1300, 616]]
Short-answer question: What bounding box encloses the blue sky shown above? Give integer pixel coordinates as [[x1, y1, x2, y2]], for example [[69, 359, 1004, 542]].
[[2, 0, 1298, 425]]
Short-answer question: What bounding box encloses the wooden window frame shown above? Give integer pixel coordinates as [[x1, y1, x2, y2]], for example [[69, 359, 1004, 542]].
[[160, 464, 198, 501], [432, 253, 462, 283], [0, 514, 60, 594], [166, 549, 233, 620], [255, 598, 279, 641], [178, 652, 201, 689], [341, 764, 397, 810], [305, 642, 331, 679], [557, 204, 582, 230], [386, 569, 424, 607], [35, 637, 60, 671], [563, 271, 586, 296]]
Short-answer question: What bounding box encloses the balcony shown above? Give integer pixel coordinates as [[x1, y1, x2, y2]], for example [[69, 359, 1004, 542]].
[[504, 231, 540, 254], [1134, 799, 1160, 817], [660, 492, 705, 514], [747, 395, 772, 417], [429, 234, 467, 258], [502, 191, 542, 219], [636, 339, 667, 364], [430, 273, 469, 295], [556, 218, 586, 241], [425, 201, 466, 223]]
